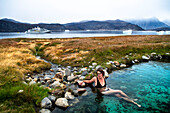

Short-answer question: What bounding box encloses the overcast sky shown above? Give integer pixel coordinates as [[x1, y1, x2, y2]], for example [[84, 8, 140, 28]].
[[0, 0, 170, 24]]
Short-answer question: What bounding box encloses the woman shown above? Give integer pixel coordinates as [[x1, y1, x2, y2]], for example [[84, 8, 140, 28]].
[[79, 68, 141, 107]]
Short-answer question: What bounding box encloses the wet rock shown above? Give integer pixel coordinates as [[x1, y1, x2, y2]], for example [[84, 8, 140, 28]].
[[103, 69, 109, 78], [39, 109, 51, 113], [142, 55, 150, 60], [134, 59, 139, 63], [120, 86, 127, 89], [81, 91, 88, 96], [55, 98, 69, 108], [72, 90, 79, 96], [29, 80, 36, 85], [81, 70, 88, 76], [41, 97, 52, 109], [114, 61, 120, 66], [65, 92, 75, 100], [120, 64, 126, 68], [77, 88, 86, 92], [48, 95, 56, 103]]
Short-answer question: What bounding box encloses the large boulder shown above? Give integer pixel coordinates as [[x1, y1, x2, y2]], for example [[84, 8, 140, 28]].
[[41, 97, 52, 109], [55, 98, 69, 108], [65, 92, 75, 100]]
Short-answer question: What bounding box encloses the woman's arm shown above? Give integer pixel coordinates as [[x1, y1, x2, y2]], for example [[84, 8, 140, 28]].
[[79, 77, 96, 85]]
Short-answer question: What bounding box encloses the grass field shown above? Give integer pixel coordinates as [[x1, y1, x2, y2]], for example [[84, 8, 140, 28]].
[[0, 35, 169, 112]]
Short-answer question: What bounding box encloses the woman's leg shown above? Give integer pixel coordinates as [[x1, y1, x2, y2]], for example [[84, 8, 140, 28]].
[[102, 89, 141, 107]]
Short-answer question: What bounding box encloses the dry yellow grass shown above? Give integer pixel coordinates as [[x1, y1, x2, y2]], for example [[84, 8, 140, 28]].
[[0, 46, 51, 84]]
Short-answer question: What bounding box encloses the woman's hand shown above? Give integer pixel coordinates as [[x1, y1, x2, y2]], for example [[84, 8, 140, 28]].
[[77, 80, 84, 86]]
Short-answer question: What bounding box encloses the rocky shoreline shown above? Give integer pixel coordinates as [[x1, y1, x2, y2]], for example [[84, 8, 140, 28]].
[[21, 52, 170, 113]]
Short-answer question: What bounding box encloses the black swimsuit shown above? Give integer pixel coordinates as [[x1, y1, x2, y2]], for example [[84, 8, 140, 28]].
[[95, 77, 106, 88]]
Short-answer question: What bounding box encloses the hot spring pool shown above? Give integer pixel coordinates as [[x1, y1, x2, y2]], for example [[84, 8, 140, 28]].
[[53, 61, 170, 113]]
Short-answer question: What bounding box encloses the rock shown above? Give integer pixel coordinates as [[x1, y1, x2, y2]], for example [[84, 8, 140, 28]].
[[65, 68, 71, 76], [96, 65, 102, 70], [106, 62, 111, 65], [41, 97, 52, 109], [92, 62, 97, 66], [50, 81, 61, 88], [65, 92, 75, 100], [114, 61, 120, 66], [77, 88, 86, 92], [134, 59, 139, 63], [22, 81, 27, 85], [34, 78, 38, 82], [71, 98, 79, 104], [60, 83, 67, 89], [29, 81, 36, 85], [18, 90, 24, 93], [48, 95, 56, 103], [142, 55, 150, 60], [80, 67, 87, 72], [142, 55, 150, 61], [39, 109, 51, 113], [103, 69, 109, 78], [72, 90, 79, 96], [44, 76, 51, 81], [120, 86, 127, 89], [55, 98, 69, 108], [81, 70, 88, 76], [81, 91, 88, 96], [50, 69, 54, 72], [120, 64, 126, 68], [79, 76, 85, 80], [51, 89, 64, 96], [67, 75, 78, 82]]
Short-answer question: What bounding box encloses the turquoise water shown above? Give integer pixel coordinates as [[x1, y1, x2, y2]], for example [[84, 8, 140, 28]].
[[53, 61, 170, 113]]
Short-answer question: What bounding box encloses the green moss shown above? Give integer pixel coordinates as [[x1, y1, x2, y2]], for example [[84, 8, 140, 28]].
[[0, 82, 49, 113]]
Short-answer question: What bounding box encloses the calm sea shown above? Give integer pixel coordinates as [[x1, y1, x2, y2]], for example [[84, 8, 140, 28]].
[[0, 30, 170, 39]]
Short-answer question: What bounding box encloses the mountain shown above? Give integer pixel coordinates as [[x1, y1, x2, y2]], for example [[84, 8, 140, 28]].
[[64, 20, 144, 31], [163, 20, 170, 26], [125, 17, 169, 30], [0, 19, 65, 32], [0, 18, 143, 32], [151, 27, 170, 31], [1, 18, 22, 23]]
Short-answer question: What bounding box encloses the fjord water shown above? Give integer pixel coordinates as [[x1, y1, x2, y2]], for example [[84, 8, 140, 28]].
[[53, 61, 170, 113], [0, 30, 169, 39]]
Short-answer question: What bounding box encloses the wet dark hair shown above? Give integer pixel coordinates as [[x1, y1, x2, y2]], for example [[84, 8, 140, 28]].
[[96, 68, 105, 76]]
